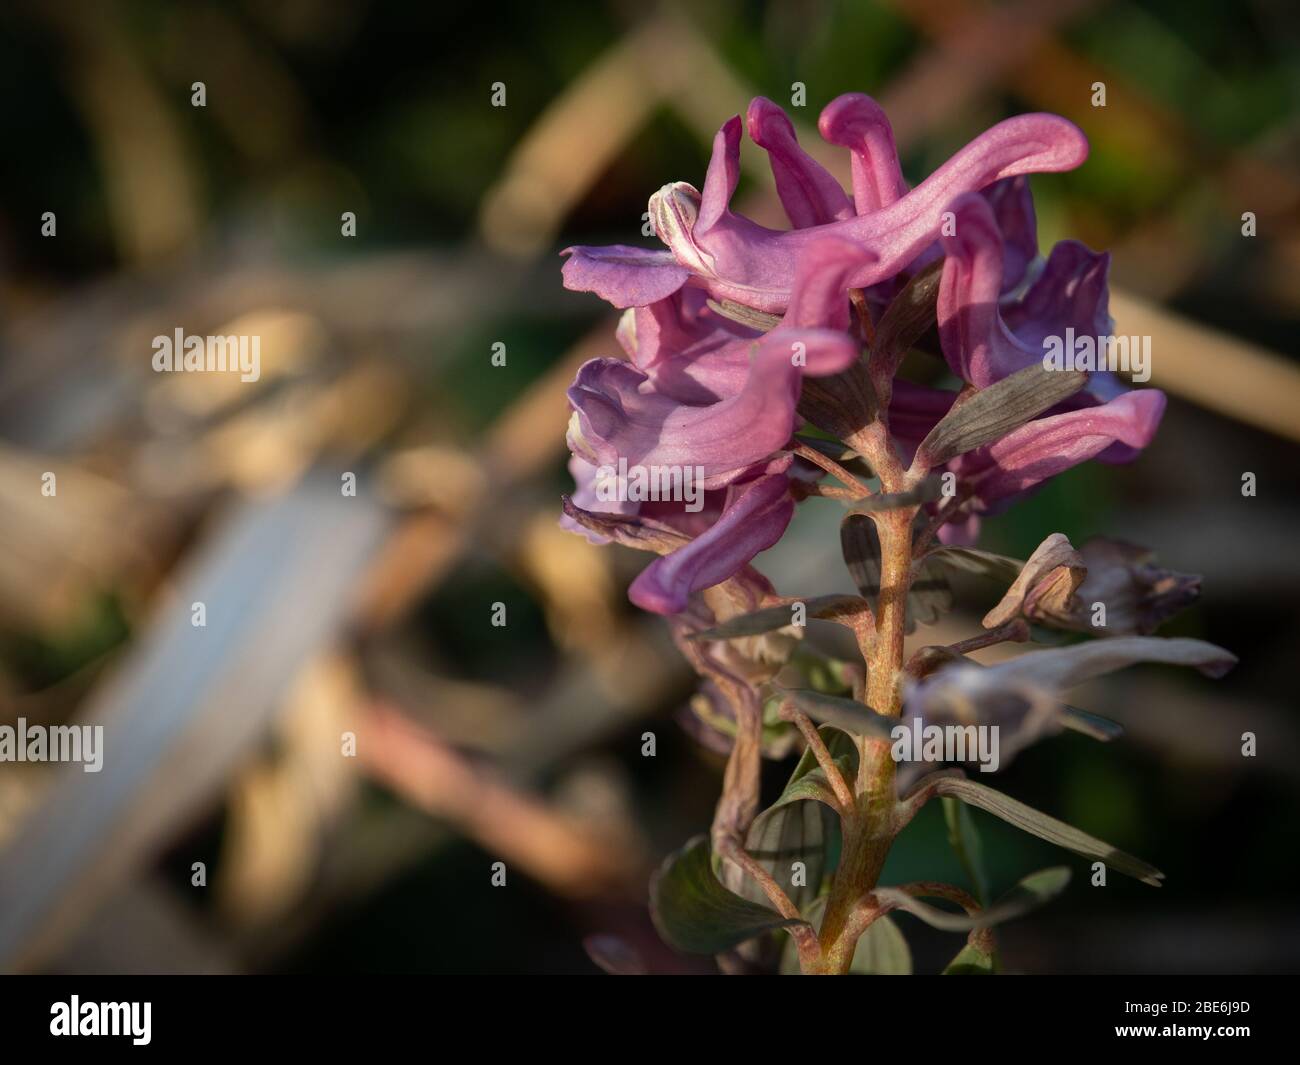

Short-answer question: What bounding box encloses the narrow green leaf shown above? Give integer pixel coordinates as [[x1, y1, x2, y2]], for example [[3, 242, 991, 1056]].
[[1061, 704, 1124, 741], [927, 776, 1164, 886], [781, 725, 859, 794], [769, 769, 840, 812], [915, 364, 1087, 467], [776, 686, 894, 740], [849, 478, 942, 513], [850, 914, 913, 974], [650, 836, 810, 954], [768, 726, 856, 815], [942, 796, 990, 905], [943, 941, 997, 974], [688, 594, 865, 641]]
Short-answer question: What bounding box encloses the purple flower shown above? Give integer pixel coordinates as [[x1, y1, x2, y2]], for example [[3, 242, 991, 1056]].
[[563, 95, 1088, 314], [560, 92, 1164, 610], [937, 192, 1111, 390], [628, 472, 795, 614], [959, 390, 1165, 506], [819, 94, 1038, 298], [895, 189, 1165, 537], [566, 323, 855, 490], [563, 239, 872, 613], [561, 483, 793, 617]]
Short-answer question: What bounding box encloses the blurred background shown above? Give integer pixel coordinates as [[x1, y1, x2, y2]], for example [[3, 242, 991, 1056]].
[[0, 0, 1298, 974]]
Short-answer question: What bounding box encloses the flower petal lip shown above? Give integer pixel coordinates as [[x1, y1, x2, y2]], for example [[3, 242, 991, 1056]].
[[937, 191, 1038, 387], [982, 175, 1039, 291], [566, 238, 868, 493], [964, 388, 1166, 505], [619, 288, 760, 403], [565, 325, 858, 488], [783, 236, 877, 330], [560, 244, 690, 308], [1002, 237, 1112, 352], [746, 96, 854, 227], [629, 474, 794, 614], [938, 191, 1114, 390]]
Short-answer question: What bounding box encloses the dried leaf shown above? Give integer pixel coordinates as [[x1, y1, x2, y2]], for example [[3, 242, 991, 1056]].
[[983, 533, 1085, 628], [875, 867, 1071, 932], [942, 796, 989, 905], [842, 514, 952, 629], [914, 364, 1087, 467], [871, 261, 943, 390], [986, 636, 1237, 688], [1032, 537, 1202, 636]]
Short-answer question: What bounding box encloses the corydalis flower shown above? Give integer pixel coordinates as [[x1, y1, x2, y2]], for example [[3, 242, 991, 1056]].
[[899, 635, 1236, 779], [1009, 536, 1202, 636], [564, 238, 871, 614], [566, 91, 1237, 977], [937, 192, 1112, 391], [567, 239, 867, 487], [563, 95, 1087, 313], [561, 92, 1163, 601]]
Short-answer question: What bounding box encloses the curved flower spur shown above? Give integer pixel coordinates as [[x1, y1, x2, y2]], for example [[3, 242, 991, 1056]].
[[560, 93, 1235, 975]]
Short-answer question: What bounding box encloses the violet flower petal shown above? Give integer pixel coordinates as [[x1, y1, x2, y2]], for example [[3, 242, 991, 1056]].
[[962, 389, 1166, 506], [561, 244, 690, 308], [566, 325, 857, 487], [782, 236, 877, 330], [652, 111, 1088, 313], [1002, 238, 1112, 353], [982, 175, 1039, 292], [559, 455, 640, 545], [818, 93, 908, 213], [617, 286, 754, 372], [747, 97, 854, 227], [939, 192, 1114, 389], [629, 474, 794, 614], [937, 192, 1043, 387]]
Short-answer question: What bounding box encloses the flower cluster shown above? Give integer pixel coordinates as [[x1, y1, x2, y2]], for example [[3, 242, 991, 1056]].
[[560, 93, 1233, 975]]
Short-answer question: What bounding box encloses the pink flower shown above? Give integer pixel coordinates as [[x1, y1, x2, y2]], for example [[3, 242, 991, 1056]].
[[563, 95, 1088, 314]]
